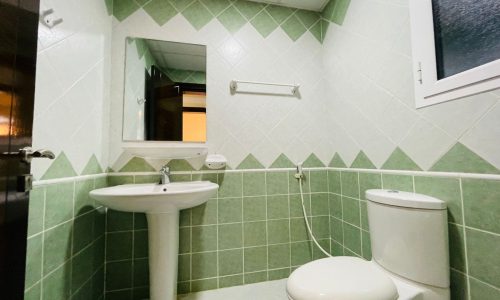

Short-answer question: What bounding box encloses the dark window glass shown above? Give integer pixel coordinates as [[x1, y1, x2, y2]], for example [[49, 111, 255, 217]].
[[432, 0, 500, 79]]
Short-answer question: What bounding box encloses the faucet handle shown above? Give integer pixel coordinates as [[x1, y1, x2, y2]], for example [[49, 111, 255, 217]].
[[160, 165, 170, 174]]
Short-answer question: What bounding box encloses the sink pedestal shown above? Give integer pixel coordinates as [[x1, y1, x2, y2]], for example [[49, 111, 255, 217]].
[[147, 212, 179, 300]]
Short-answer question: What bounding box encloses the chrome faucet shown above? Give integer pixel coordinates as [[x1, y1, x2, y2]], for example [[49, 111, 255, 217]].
[[159, 165, 171, 184]]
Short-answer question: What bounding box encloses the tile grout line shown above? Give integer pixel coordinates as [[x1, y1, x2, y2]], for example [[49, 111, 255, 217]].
[[459, 178, 472, 300]]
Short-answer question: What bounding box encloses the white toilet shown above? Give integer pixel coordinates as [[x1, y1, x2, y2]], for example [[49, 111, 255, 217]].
[[287, 189, 451, 300]]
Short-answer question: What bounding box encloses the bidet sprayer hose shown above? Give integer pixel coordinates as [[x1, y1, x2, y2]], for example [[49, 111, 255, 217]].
[[297, 167, 332, 258]]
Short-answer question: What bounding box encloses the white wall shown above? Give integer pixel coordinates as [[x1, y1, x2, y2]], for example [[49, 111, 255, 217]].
[[109, 11, 330, 170], [322, 0, 500, 169], [31, 0, 112, 179]]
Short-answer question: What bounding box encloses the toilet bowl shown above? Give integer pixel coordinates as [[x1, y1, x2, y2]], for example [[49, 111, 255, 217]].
[[286, 189, 451, 300]]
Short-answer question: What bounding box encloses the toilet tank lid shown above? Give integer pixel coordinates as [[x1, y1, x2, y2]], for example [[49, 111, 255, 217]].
[[366, 189, 446, 210]]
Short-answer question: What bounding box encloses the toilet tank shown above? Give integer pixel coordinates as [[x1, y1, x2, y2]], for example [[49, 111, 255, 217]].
[[366, 189, 449, 288]]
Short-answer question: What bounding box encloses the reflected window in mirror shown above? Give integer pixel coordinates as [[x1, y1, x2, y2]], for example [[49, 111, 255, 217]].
[[123, 38, 207, 142]]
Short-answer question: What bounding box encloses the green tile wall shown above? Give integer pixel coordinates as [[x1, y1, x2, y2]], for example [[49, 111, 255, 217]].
[[107, 0, 348, 43], [24, 176, 107, 300], [328, 169, 500, 300], [105, 169, 332, 296]]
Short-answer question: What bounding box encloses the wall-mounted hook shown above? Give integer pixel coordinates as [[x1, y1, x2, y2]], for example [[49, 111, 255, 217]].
[[40, 9, 63, 28]]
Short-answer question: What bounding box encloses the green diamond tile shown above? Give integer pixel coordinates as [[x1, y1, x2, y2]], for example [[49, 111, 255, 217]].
[[171, 0, 197, 12], [144, 0, 178, 26], [120, 157, 156, 172], [250, 10, 278, 38], [233, 0, 265, 20], [281, 16, 307, 42], [321, 0, 336, 20], [309, 20, 322, 43], [295, 10, 320, 29], [237, 154, 264, 169], [41, 152, 77, 180], [167, 159, 195, 171], [81, 154, 103, 175], [113, 0, 140, 21], [331, 0, 351, 25], [182, 1, 214, 30], [135, 0, 150, 5], [270, 153, 295, 168], [135, 38, 148, 58], [350, 151, 376, 169], [201, 0, 231, 16], [217, 5, 246, 33], [302, 153, 325, 167], [265, 4, 294, 24], [104, 0, 113, 16], [321, 19, 330, 41], [430, 143, 499, 174], [382, 147, 422, 171], [329, 153, 347, 168]]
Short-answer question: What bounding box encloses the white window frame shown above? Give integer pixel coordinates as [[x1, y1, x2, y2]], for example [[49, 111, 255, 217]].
[[409, 0, 500, 108]]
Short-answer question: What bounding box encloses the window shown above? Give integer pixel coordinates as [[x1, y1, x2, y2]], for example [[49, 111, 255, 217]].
[[409, 0, 500, 108]]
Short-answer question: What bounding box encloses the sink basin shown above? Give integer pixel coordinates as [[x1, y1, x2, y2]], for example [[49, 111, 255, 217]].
[[90, 180, 218, 300], [90, 181, 218, 213]]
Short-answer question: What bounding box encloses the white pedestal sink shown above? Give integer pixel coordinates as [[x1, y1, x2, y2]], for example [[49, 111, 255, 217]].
[[90, 181, 218, 300]]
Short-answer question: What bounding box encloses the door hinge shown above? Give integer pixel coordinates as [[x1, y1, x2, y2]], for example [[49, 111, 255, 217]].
[[417, 62, 423, 85]]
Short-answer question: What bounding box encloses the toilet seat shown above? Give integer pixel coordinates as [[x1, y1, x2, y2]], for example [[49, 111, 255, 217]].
[[287, 256, 399, 300]]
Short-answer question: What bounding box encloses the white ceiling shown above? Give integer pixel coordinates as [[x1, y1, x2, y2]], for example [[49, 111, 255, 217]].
[[144, 40, 206, 72], [249, 0, 330, 11]]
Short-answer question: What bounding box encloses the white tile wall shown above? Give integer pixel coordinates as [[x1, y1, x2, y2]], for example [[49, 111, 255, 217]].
[[108, 10, 329, 170], [31, 0, 112, 179], [322, 0, 500, 170], [32, 0, 500, 175]]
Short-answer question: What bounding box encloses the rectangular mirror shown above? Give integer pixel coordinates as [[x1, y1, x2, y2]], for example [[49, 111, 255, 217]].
[[123, 38, 207, 142]]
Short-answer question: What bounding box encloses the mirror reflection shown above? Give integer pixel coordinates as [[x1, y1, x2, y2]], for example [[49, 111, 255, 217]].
[[123, 38, 207, 142]]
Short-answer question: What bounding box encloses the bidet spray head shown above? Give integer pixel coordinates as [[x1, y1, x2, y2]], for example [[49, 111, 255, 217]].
[[295, 162, 304, 179]]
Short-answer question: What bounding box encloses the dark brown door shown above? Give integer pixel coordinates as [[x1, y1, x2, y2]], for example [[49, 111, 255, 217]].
[[145, 66, 183, 141], [0, 1, 40, 298]]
